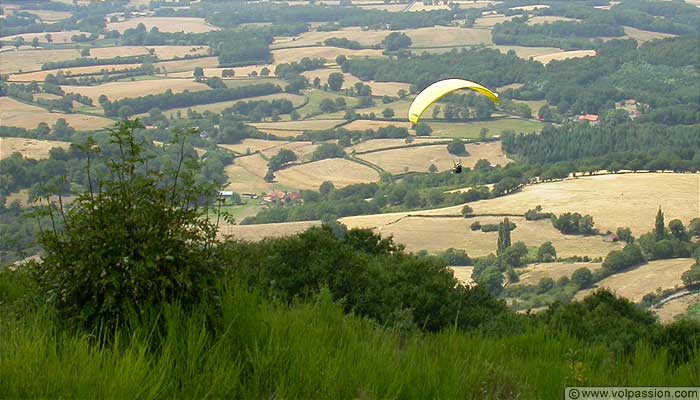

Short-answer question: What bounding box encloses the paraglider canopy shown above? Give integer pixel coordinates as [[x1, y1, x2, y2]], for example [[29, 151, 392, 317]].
[[408, 79, 500, 124]]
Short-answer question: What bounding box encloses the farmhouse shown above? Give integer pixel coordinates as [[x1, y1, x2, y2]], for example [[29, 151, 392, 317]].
[[263, 191, 301, 203], [576, 114, 599, 125]]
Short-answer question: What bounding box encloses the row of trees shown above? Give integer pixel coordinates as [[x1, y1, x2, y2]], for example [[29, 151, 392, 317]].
[[102, 83, 281, 117]]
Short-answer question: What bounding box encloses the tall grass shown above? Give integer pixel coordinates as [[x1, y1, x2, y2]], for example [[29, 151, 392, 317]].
[[2, 280, 698, 399]]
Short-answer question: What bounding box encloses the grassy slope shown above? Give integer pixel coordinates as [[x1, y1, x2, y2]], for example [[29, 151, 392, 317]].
[[1, 284, 696, 398]]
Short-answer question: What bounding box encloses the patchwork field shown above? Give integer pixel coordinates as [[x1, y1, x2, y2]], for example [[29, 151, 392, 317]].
[[167, 64, 276, 78], [474, 15, 515, 28], [296, 89, 359, 117], [576, 258, 696, 303], [250, 119, 345, 132], [490, 45, 564, 59], [160, 93, 306, 118], [515, 262, 603, 286], [83, 45, 209, 60], [223, 164, 278, 194], [623, 26, 677, 43], [233, 153, 270, 179], [406, 3, 450, 11], [343, 119, 413, 131], [408, 27, 493, 48], [0, 49, 80, 74], [320, 100, 437, 120], [271, 28, 388, 49], [0, 30, 91, 44], [0, 137, 71, 160], [358, 141, 511, 173], [461, 173, 700, 235], [271, 47, 384, 64], [350, 137, 448, 153], [301, 69, 410, 97], [63, 79, 210, 103], [275, 158, 381, 190], [427, 118, 544, 138], [260, 141, 319, 161], [9, 64, 142, 82], [533, 50, 597, 65], [24, 9, 73, 22], [219, 138, 289, 155], [0, 97, 113, 130], [340, 215, 622, 258], [526, 16, 580, 25], [218, 220, 321, 241], [358, 144, 455, 174], [154, 56, 220, 74], [106, 17, 218, 33]]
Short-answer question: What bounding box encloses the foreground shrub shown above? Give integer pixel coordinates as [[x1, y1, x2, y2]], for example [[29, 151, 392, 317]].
[[31, 120, 221, 331]]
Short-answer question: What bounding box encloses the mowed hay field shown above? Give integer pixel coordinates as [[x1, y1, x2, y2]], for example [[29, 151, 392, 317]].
[[623, 26, 677, 43], [408, 27, 493, 47], [576, 258, 696, 303], [275, 159, 381, 190], [260, 141, 319, 161], [343, 119, 413, 132], [474, 15, 515, 28], [9, 64, 142, 82], [155, 57, 220, 73], [250, 119, 344, 133], [219, 138, 290, 155], [223, 164, 278, 194], [0, 97, 113, 130], [271, 28, 388, 49], [0, 137, 71, 160], [0, 49, 80, 74], [515, 262, 603, 286], [357, 141, 511, 173], [63, 79, 210, 103], [427, 118, 544, 138], [358, 144, 455, 173], [218, 220, 321, 241], [533, 50, 597, 65], [88, 45, 209, 60], [0, 30, 91, 44], [271, 47, 384, 64], [341, 215, 622, 257], [301, 69, 410, 97], [526, 16, 580, 25], [490, 45, 564, 59], [168, 64, 276, 78], [655, 293, 700, 323], [463, 173, 700, 235], [106, 17, 218, 33], [24, 9, 73, 22], [350, 137, 448, 153]]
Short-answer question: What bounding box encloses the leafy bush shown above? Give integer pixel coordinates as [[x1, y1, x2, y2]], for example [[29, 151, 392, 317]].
[[31, 121, 221, 330]]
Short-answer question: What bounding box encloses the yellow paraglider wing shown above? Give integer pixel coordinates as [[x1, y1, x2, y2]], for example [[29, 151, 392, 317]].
[[408, 79, 500, 124]]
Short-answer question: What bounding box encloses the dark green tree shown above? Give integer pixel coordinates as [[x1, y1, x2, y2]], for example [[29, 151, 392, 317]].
[[537, 241, 557, 262], [655, 207, 666, 240], [497, 217, 512, 256]]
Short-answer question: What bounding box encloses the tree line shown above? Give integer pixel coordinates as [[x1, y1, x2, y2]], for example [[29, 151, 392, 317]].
[[102, 83, 281, 117]]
